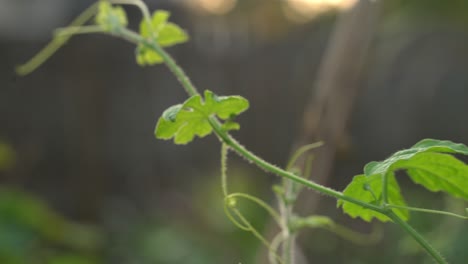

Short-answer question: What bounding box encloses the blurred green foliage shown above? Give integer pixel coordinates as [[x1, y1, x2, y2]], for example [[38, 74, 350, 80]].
[[386, 0, 468, 24], [106, 165, 269, 264], [0, 142, 15, 171], [0, 189, 102, 264]]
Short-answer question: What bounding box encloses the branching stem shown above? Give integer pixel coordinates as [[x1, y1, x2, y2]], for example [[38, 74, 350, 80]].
[[129, 30, 447, 263]]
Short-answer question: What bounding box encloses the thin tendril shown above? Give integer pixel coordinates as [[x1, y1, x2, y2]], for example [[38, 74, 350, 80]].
[[226, 193, 282, 227], [387, 204, 468, 220], [223, 202, 250, 231], [286, 142, 323, 171], [232, 208, 285, 264], [16, 2, 100, 75]]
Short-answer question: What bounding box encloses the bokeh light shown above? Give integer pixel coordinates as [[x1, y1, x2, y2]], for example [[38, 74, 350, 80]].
[[285, 0, 357, 22], [188, 0, 238, 15]]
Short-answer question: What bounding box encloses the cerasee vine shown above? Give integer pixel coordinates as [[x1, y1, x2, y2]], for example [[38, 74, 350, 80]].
[[17, 1, 468, 263]]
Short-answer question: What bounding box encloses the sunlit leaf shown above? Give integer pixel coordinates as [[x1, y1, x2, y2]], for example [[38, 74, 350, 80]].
[[157, 23, 189, 46], [394, 152, 468, 200], [140, 10, 170, 38], [155, 90, 249, 144]]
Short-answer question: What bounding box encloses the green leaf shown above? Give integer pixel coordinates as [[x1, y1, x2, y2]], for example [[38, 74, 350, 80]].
[[363, 139, 468, 177], [338, 139, 468, 222], [157, 23, 189, 47], [155, 90, 249, 144], [140, 10, 170, 38], [136, 10, 188, 66], [338, 174, 408, 222], [395, 152, 468, 200], [95, 1, 128, 33]]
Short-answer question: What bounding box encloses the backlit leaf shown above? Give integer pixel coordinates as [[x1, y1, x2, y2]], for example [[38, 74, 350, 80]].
[[338, 139, 468, 222], [394, 152, 468, 200], [155, 90, 249, 144]]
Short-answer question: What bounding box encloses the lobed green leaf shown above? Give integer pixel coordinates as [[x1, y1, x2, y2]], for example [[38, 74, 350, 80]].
[[155, 90, 249, 144], [338, 139, 468, 222]]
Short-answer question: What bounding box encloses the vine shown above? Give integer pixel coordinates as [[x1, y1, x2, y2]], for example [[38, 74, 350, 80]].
[[17, 1, 468, 263]]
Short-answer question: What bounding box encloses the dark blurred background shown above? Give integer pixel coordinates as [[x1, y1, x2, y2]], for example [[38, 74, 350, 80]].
[[1, 0, 468, 263]]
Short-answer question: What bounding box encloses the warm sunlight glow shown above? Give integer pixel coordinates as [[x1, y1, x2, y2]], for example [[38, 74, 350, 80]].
[[189, 0, 238, 15], [285, 0, 357, 22]]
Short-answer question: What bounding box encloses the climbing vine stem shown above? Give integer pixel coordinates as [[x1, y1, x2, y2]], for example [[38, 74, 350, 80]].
[[114, 28, 448, 264], [114, 27, 448, 262], [96, 26, 455, 263]]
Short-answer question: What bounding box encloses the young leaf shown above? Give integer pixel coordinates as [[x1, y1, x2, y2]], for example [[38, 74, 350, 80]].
[[155, 90, 249, 144], [338, 173, 409, 222], [95, 1, 128, 33], [136, 10, 188, 66], [338, 139, 468, 222]]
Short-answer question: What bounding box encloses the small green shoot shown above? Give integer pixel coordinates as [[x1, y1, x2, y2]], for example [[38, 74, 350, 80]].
[[136, 10, 188, 65]]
